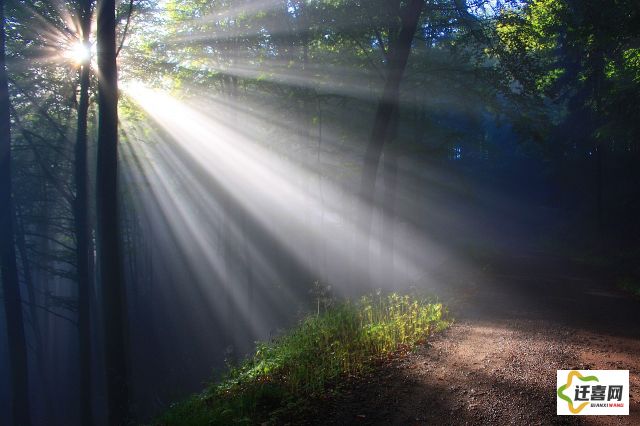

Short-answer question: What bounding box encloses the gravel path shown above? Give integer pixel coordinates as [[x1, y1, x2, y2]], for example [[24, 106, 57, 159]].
[[312, 254, 640, 425]]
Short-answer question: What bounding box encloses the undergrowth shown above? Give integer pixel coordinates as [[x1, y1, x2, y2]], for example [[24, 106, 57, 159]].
[[154, 292, 450, 425]]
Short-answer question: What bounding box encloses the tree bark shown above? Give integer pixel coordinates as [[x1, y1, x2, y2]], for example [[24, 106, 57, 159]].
[[0, 2, 32, 425], [96, 0, 129, 423], [75, 1, 93, 424]]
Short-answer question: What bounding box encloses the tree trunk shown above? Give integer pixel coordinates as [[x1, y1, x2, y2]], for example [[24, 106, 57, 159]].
[[358, 0, 424, 282], [75, 0, 93, 424], [15, 204, 53, 422], [381, 115, 399, 288], [96, 0, 129, 423], [0, 2, 32, 425]]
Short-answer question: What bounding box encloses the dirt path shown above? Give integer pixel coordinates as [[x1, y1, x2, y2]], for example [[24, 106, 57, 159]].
[[311, 254, 640, 425]]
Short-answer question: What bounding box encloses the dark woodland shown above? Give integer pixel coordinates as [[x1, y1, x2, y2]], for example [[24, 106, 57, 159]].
[[1, 0, 639, 424]]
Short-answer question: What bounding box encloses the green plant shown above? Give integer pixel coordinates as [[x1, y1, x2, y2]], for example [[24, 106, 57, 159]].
[[153, 292, 449, 425]]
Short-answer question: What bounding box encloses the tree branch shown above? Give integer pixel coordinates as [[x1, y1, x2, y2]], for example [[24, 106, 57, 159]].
[[9, 106, 76, 207], [116, 0, 135, 57]]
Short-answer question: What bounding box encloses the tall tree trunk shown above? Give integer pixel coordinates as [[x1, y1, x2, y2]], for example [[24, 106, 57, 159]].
[[96, 0, 129, 423], [15, 205, 52, 422], [0, 2, 32, 425], [381, 115, 399, 288], [316, 98, 328, 283], [36, 184, 54, 424], [358, 0, 424, 282], [228, 75, 255, 325], [75, 0, 93, 424]]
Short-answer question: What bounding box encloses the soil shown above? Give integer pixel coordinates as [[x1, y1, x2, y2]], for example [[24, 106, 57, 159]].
[[303, 253, 640, 425]]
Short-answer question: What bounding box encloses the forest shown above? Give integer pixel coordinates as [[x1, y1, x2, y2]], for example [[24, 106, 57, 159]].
[[1, 0, 639, 425]]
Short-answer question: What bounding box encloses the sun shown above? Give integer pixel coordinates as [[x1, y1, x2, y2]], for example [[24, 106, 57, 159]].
[[65, 41, 92, 65]]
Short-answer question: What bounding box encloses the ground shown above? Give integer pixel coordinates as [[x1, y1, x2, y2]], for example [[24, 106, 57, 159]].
[[305, 253, 640, 425]]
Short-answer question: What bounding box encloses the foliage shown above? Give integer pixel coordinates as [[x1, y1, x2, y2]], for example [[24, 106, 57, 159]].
[[154, 293, 449, 425], [495, 0, 640, 139]]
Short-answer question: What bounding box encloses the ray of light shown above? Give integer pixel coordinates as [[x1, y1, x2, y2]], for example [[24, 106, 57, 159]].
[[120, 81, 455, 300]]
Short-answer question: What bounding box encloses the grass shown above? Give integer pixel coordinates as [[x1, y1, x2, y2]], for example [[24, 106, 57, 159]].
[[154, 292, 450, 425]]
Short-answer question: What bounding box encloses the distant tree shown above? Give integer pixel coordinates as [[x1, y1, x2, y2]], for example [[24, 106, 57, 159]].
[[495, 0, 640, 238], [0, 1, 32, 425], [359, 0, 425, 268]]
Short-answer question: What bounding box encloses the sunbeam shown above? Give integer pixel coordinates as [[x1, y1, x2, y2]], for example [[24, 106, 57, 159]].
[[5, 0, 639, 424], [64, 40, 91, 65]]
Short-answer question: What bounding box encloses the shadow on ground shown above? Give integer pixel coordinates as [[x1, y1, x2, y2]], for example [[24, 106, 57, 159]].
[[305, 252, 640, 425]]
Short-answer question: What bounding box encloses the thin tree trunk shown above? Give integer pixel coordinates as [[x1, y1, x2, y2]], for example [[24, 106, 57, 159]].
[[381, 116, 399, 288], [75, 1, 93, 424], [97, 0, 129, 423], [0, 2, 32, 424], [316, 98, 328, 283], [15, 204, 53, 421], [229, 75, 255, 323], [15, 206, 41, 368], [36, 182, 55, 423], [358, 0, 424, 283]]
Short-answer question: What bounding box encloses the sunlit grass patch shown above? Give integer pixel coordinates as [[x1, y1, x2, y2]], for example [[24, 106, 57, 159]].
[[154, 292, 450, 425]]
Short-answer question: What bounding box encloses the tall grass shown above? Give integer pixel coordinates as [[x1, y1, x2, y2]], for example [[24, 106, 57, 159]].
[[155, 293, 449, 425]]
